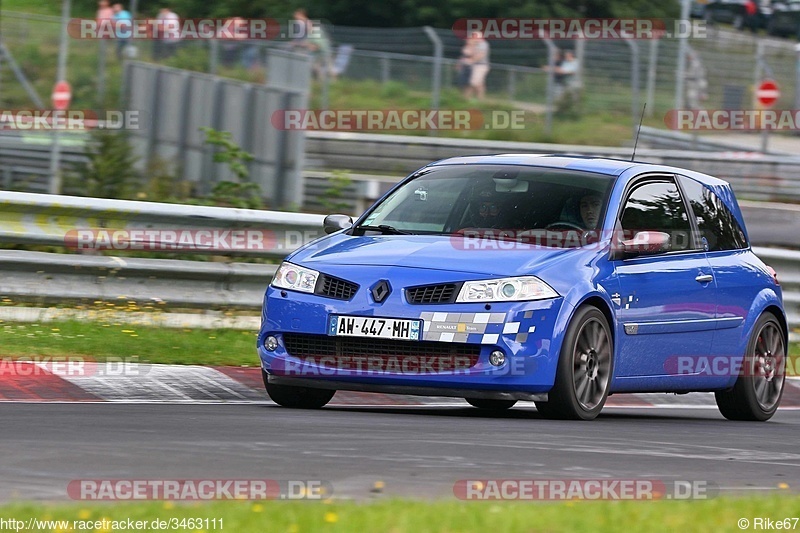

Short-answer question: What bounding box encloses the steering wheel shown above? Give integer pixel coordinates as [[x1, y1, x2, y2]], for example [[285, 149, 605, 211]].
[[545, 221, 585, 231]]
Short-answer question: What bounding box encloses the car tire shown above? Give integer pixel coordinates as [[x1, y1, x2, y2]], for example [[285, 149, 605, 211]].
[[263, 371, 335, 408], [715, 313, 786, 421], [535, 305, 613, 420], [465, 398, 517, 410]]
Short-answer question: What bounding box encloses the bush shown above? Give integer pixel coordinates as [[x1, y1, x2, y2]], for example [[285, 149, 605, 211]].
[[71, 129, 140, 198]]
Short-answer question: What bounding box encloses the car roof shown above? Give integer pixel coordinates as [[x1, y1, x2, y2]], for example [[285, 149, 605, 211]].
[[426, 154, 730, 188]]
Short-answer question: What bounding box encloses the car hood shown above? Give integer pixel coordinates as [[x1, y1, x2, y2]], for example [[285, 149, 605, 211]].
[[290, 233, 594, 277]]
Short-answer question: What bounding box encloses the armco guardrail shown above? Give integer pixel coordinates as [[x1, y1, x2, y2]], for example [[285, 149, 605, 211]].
[[0, 191, 325, 258], [0, 248, 796, 332], [0, 249, 273, 309]]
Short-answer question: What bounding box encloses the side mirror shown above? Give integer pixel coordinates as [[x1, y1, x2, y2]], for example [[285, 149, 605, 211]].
[[323, 214, 353, 234], [620, 231, 671, 258]]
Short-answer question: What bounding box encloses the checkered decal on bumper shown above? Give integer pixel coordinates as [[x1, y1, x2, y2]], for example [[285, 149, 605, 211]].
[[419, 311, 537, 344]]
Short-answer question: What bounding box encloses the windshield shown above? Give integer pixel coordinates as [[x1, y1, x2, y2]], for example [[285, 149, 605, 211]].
[[357, 164, 614, 241]]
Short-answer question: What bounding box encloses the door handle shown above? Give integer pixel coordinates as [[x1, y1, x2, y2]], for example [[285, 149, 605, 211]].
[[695, 274, 713, 284]]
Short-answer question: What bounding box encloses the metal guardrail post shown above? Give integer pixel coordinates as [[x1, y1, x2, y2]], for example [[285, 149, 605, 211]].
[[381, 53, 390, 84]]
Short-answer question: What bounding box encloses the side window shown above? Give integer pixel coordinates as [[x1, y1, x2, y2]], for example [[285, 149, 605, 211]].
[[678, 176, 747, 251], [619, 180, 693, 251]]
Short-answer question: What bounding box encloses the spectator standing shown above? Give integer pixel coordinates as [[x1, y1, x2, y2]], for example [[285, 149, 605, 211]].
[[112, 3, 133, 60], [555, 49, 579, 100], [96, 0, 114, 23], [155, 6, 181, 60], [684, 48, 708, 110], [544, 49, 579, 102], [289, 9, 332, 80], [456, 37, 473, 90], [464, 31, 489, 100], [744, 0, 759, 33]]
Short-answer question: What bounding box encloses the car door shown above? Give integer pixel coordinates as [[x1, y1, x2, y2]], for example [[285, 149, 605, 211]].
[[611, 176, 717, 388]]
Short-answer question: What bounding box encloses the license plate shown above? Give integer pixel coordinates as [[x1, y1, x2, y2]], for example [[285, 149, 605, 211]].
[[329, 315, 421, 341]]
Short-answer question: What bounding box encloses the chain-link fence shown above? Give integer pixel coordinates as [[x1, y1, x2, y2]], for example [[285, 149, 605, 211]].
[[2, 10, 800, 147]]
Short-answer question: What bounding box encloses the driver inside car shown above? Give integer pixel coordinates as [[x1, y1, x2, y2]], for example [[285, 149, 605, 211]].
[[579, 193, 602, 230]]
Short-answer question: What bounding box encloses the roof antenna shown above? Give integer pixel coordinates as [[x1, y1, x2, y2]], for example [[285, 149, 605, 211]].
[[631, 103, 647, 162]]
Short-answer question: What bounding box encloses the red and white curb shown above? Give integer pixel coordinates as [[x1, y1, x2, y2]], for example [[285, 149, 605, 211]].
[[1, 363, 799, 409]]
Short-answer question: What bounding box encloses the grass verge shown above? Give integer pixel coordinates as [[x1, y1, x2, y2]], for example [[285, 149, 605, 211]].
[[0, 319, 258, 367], [1, 496, 799, 532]]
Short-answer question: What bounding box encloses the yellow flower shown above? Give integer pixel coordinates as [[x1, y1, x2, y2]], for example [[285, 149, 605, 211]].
[[252, 503, 264, 512], [323, 512, 338, 523], [163, 501, 175, 510]]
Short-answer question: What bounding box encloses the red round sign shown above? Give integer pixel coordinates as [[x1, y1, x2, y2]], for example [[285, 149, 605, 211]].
[[52, 81, 72, 111], [756, 79, 780, 107]]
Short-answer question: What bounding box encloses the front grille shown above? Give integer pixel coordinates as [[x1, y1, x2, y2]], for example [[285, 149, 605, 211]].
[[316, 274, 359, 300], [283, 333, 480, 373], [405, 283, 459, 304]]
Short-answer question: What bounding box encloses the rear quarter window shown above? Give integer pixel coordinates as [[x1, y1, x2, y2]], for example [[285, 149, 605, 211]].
[[678, 175, 748, 251]]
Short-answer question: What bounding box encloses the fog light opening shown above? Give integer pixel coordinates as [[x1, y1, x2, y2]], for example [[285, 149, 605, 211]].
[[265, 336, 279, 351], [489, 350, 506, 367]]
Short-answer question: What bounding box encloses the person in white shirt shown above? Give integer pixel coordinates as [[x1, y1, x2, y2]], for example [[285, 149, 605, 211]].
[[155, 6, 181, 59]]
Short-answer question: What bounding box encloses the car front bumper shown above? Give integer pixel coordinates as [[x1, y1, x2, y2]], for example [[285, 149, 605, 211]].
[[258, 281, 570, 396]]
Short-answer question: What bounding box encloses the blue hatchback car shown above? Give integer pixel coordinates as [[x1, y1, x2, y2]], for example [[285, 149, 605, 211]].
[[258, 155, 787, 420]]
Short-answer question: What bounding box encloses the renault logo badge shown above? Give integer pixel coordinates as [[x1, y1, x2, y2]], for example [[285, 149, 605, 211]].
[[371, 280, 391, 303]]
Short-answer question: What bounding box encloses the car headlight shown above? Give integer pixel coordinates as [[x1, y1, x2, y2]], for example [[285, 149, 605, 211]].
[[271, 262, 320, 294], [456, 276, 559, 303]]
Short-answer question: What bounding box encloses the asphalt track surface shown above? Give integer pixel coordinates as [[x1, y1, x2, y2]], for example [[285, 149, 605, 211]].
[[1, 403, 798, 501]]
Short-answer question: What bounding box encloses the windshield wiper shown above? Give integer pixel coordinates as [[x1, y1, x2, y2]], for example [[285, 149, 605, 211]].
[[356, 224, 413, 235]]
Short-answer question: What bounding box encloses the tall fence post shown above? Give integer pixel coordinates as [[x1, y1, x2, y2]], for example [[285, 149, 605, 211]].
[[423, 26, 443, 137], [625, 38, 641, 142], [49, 0, 71, 196], [795, 43, 800, 109], [645, 38, 658, 118], [507, 69, 516, 101], [544, 39, 556, 136], [674, 0, 691, 112], [754, 40, 771, 153], [98, 39, 107, 107]]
